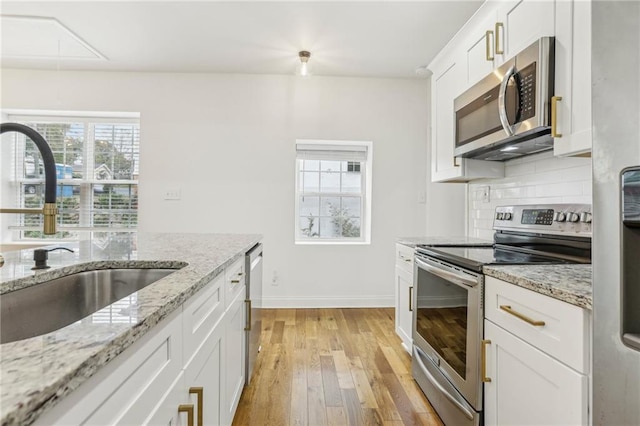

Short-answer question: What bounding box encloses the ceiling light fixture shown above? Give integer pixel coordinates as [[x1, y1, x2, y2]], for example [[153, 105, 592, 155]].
[[298, 50, 311, 77]]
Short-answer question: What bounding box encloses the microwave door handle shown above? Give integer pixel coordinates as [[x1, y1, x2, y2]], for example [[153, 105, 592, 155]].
[[415, 257, 478, 288], [498, 65, 517, 136]]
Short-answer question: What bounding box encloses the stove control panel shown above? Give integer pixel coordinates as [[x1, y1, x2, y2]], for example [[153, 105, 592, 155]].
[[494, 204, 592, 236]]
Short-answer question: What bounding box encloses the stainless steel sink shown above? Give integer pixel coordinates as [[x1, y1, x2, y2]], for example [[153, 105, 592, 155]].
[[0, 268, 179, 344]]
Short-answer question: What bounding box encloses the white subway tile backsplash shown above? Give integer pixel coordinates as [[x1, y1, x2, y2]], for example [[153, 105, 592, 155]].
[[535, 181, 584, 197], [468, 151, 592, 236]]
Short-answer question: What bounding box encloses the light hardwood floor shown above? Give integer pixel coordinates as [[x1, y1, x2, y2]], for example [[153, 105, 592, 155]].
[[232, 308, 443, 426]]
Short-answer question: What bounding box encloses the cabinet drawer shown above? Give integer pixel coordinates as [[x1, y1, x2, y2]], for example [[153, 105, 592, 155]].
[[225, 258, 246, 308], [183, 273, 225, 367], [395, 243, 414, 274], [485, 276, 590, 373]]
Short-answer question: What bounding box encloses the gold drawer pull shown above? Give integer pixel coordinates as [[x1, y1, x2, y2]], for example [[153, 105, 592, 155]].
[[495, 22, 504, 54], [231, 279, 241, 284], [500, 305, 546, 326], [189, 387, 203, 426], [551, 95, 563, 138], [409, 286, 414, 312], [486, 30, 494, 61], [481, 339, 492, 382], [245, 299, 252, 331], [178, 404, 194, 426]]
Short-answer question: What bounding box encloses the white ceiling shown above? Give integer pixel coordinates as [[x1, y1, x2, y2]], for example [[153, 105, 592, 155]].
[[0, 1, 482, 79]]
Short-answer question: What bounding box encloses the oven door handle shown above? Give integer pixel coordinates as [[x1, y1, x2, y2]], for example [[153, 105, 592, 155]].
[[414, 346, 475, 421], [415, 257, 479, 288]]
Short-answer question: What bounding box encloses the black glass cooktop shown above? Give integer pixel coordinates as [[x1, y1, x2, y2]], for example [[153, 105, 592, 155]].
[[416, 246, 583, 273]]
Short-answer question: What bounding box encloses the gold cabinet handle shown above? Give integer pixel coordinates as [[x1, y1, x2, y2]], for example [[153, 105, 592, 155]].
[[189, 388, 204, 426], [178, 404, 195, 426], [486, 30, 494, 61], [453, 156, 461, 167], [551, 96, 563, 138], [495, 22, 504, 54], [481, 339, 492, 382], [409, 286, 414, 312], [245, 299, 252, 331], [500, 305, 546, 326], [231, 279, 241, 284]]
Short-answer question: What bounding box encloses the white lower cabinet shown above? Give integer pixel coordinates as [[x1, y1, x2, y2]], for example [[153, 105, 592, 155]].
[[35, 256, 250, 426], [483, 277, 590, 425], [223, 286, 247, 425], [484, 320, 588, 426], [394, 244, 414, 352], [145, 372, 187, 425]]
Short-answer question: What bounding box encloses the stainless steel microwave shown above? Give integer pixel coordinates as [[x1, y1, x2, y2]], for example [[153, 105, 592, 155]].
[[454, 37, 555, 161]]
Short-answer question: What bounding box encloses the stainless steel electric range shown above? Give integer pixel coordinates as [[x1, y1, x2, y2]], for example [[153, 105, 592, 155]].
[[411, 204, 592, 426]]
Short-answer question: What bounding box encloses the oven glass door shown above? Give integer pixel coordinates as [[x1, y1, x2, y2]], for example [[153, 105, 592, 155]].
[[413, 254, 483, 409]]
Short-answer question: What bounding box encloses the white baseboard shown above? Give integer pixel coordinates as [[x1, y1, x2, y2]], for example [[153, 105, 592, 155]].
[[262, 295, 394, 308]]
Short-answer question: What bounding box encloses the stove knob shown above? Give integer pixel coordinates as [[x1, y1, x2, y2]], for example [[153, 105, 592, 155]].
[[555, 212, 567, 222], [504, 212, 512, 220], [568, 212, 580, 223], [580, 212, 592, 223], [497, 212, 504, 220]]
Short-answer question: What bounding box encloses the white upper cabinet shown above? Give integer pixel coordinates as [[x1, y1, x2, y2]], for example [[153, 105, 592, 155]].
[[428, 0, 592, 183], [553, 0, 593, 157], [464, 11, 499, 86], [494, 0, 555, 65], [430, 49, 505, 182]]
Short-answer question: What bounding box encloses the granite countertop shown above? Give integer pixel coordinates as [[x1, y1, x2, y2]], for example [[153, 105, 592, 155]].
[[483, 264, 592, 310], [397, 236, 493, 248], [0, 232, 261, 426]]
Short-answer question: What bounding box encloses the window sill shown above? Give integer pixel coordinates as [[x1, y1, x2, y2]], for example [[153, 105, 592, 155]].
[[295, 240, 371, 246]]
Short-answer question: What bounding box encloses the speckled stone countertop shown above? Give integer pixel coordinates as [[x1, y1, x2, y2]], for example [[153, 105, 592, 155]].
[[483, 264, 592, 310], [0, 232, 261, 426], [397, 236, 493, 248]]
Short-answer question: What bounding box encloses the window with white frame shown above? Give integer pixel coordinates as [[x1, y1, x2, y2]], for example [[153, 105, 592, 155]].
[[6, 114, 140, 240], [295, 140, 372, 243]]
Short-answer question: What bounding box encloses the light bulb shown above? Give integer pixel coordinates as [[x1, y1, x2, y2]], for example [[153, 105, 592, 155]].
[[298, 50, 311, 77], [300, 61, 309, 76]]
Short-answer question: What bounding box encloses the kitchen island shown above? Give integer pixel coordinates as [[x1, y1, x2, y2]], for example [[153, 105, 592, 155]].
[[0, 232, 261, 426]]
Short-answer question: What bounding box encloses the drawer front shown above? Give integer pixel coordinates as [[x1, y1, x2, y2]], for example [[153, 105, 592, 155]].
[[183, 273, 225, 366], [225, 258, 246, 308], [485, 276, 590, 373], [395, 243, 415, 273]]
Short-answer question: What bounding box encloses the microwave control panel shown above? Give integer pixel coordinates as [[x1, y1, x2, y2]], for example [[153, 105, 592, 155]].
[[518, 62, 537, 121]]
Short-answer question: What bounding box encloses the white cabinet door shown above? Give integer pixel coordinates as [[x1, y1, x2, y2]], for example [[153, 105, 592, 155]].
[[484, 320, 588, 426], [185, 324, 224, 426], [495, 0, 555, 64], [223, 286, 247, 425], [464, 12, 498, 86], [554, 0, 592, 156], [431, 54, 465, 182], [395, 266, 413, 353], [144, 372, 187, 426]]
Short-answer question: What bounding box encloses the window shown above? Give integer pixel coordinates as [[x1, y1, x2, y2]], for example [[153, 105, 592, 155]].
[[295, 140, 372, 243], [6, 113, 140, 240]]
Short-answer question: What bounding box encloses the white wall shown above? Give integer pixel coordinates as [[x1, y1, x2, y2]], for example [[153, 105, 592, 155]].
[[468, 150, 592, 239], [1, 68, 434, 306]]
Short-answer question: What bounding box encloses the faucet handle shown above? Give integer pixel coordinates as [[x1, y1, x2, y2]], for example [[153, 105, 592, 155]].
[[33, 247, 74, 270]]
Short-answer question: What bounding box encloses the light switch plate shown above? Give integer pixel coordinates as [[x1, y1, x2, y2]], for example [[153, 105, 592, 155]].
[[163, 189, 181, 200], [480, 186, 490, 203]]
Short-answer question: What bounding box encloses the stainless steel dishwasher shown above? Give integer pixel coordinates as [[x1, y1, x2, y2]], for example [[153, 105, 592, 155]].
[[245, 243, 263, 385]]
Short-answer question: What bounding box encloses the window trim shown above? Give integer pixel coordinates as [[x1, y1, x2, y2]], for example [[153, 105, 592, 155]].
[[294, 139, 373, 245]]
